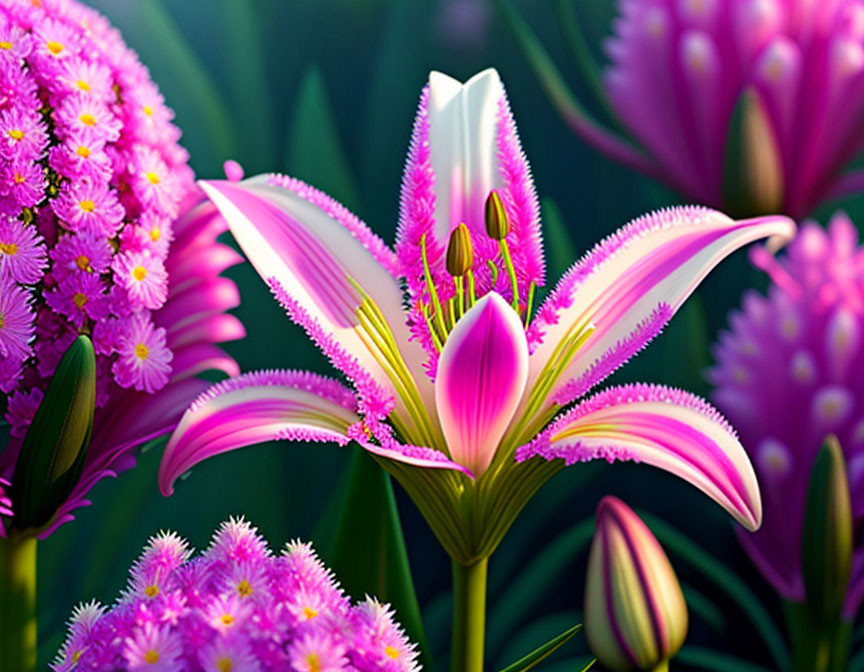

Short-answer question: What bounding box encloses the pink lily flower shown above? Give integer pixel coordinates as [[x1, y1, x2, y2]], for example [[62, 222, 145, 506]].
[[160, 68, 794, 566]]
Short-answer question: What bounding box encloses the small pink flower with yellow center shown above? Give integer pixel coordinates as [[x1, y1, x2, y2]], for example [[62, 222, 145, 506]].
[[112, 313, 172, 393], [0, 217, 46, 284], [113, 250, 168, 311]]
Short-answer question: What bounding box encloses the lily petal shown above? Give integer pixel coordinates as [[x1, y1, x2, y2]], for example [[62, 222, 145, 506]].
[[199, 176, 436, 443], [159, 370, 360, 495], [436, 293, 529, 476], [517, 383, 762, 531], [526, 207, 795, 411]]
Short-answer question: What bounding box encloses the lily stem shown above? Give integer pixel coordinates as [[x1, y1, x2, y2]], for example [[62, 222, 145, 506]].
[[0, 533, 37, 672], [451, 557, 487, 672]]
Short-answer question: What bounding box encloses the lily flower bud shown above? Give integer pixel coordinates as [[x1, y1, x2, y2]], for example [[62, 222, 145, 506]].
[[722, 87, 785, 216], [11, 335, 96, 531], [802, 436, 852, 626], [585, 497, 688, 672], [484, 190, 510, 240], [446, 222, 474, 277]]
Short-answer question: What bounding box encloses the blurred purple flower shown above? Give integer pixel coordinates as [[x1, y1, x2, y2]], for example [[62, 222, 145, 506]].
[[52, 518, 419, 672], [710, 211, 864, 616], [522, 0, 864, 218], [0, 0, 244, 538]]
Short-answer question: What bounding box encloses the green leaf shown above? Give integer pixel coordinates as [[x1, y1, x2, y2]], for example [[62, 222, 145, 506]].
[[488, 517, 594, 651], [639, 512, 790, 672], [128, 0, 237, 176], [677, 645, 776, 672], [220, 0, 277, 171], [285, 66, 362, 213], [540, 197, 577, 280], [497, 623, 583, 672], [322, 447, 430, 666], [11, 336, 95, 531], [681, 582, 726, 634], [537, 656, 596, 672]]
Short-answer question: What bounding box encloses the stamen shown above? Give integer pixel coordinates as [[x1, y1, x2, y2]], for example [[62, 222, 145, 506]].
[[525, 282, 536, 326], [499, 238, 520, 311], [420, 233, 447, 342]]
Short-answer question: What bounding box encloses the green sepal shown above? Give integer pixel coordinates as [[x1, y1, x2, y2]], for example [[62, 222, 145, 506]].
[[497, 624, 584, 672], [722, 87, 785, 217], [11, 335, 95, 531], [801, 436, 853, 628]]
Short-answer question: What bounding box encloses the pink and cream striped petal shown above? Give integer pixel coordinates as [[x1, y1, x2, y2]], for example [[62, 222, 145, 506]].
[[198, 176, 434, 421], [159, 370, 360, 496], [526, 207, 795, 411], [435, 293, 529, 476], [517, 383, 762, 531]]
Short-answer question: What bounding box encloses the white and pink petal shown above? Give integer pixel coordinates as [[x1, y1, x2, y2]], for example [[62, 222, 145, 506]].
[[517, 383, 762, 531], [159, 370, 360, 496]]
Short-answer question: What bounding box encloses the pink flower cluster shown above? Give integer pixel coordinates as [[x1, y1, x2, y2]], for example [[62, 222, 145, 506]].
[[0, 0, 195, 434], [53, 518, 419, 672], [710, 212, 864, 616]]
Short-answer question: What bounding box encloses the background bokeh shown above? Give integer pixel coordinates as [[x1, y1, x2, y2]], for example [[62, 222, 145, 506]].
[[35, 0, 857, 668]]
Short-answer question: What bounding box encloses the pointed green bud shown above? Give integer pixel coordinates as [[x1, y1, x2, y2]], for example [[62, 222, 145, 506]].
[[446, 223, 474, 277], [722, 87, 785, 217], [484, 190, 510, 240], [801, 436, 852, 625], [11, 335, 95, 531], [585, 497, 688, 672]]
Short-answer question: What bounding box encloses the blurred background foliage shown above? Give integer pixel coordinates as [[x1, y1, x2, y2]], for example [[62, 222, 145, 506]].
[[37, 0, 863, 668]]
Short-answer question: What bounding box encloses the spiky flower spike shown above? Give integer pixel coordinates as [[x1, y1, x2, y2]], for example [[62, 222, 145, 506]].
[[0, 0, 245, 538], [505, 0, 864, 218], [710, 212, 864, 618], [161, 68, 793, 569], [52, 518, 419, 671]]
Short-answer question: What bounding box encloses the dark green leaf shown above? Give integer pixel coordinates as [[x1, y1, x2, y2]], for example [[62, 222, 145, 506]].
[[497, 623, 582, 672], [488, 518, 594, 651], [285, 66, 362, 213], [323, 447, 430, 667], [12, 336, 95, 530], [677, 645, 776, 672]]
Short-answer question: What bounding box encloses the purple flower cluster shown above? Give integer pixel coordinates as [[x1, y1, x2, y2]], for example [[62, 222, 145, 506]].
[[710, 212, 864, 615], [53, 518, 420, 672], [0, 0, 195, 431]]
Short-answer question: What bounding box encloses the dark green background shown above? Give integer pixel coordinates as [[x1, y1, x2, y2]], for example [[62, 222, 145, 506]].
[[32, 1, 862, 668]]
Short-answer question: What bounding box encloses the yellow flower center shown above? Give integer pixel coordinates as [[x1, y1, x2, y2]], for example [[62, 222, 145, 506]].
[[217, 658, 233, 672], [132, 266, 147, 281], [80, 113, 95, 126], [385, 646, 400, 659], [150, 227, 161, 242], [76, 145, 91, 158], [13, 172, 24, 184], [79, 199, 95, 213], [0, 313, 5, 329], [237, 580, 252, 597], [72, 650, 82, 662], [144, 584, 158, 598], [0, 42, 12, 50], [306, 654, 321, 672], [220, 613, 234, 626], [72, 292, 87, 309], [145, 171, 160, 185], [144, 650, 159, 664], [46, 41, 63, 55], [143, 105, 153, 117], [0, 242, 17, 256], [76, 79, 90, 92], [303, 606, 318, 620], [135, 343, 149, 360], [8, 129, 23, 140], [75, 254, 91, 271]]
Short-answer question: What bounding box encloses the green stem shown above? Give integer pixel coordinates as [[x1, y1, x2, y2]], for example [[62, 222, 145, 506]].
[[651, 662, 670, 672], [0, 534, 37, 672], [451, 558, 488, 672]]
